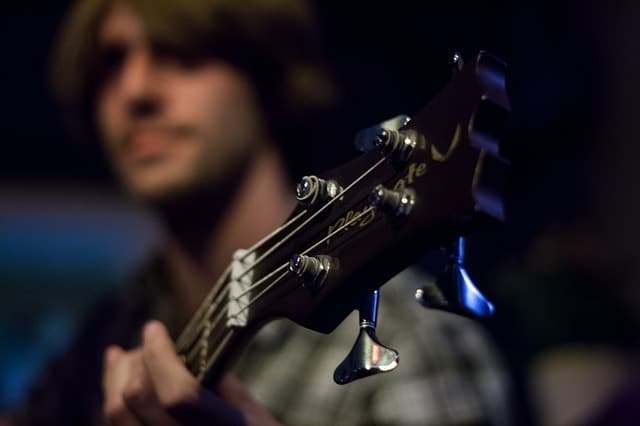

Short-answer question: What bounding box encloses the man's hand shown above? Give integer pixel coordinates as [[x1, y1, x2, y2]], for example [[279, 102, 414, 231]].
[[102, 320, 279, 426]]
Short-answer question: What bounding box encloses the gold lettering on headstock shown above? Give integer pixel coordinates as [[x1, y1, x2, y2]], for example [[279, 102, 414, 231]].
[[326, 205, 376, 244], [325, 161, 427, 244], [393, 161, 428, 192], [323, 123, 463, 244]]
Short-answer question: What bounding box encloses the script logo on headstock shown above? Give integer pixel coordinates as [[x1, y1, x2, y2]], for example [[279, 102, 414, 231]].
[[326, 160, 428, 244], [326, 205, 376, 245], [392, 161, 427, 192], [431, 123, 462, 163], [323, 122, 463, 244]]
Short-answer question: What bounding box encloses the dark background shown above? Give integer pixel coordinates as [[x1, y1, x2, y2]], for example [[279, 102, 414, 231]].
[[1, 1, 638, 423]]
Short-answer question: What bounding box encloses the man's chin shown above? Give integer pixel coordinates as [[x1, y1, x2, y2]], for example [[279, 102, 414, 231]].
[[117, 148, 255, 215], [125, 178, 197, 206], [122, 169, 239, 214]]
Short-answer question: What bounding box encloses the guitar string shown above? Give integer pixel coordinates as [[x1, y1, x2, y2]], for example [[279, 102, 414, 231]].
[[178, 156, 386, 352], [194, 205, 378, 373], [184, 304, 227, 368], [177, 263, 287, 354], [233, 263, 288, 299], [176, 209, 308, 351], [226, 205, 377, 321], [178, 262, 288, 355], [181, 267, 288, 370], [176, 269, 230, 351], [178, 156, 388, 366], [183, 265, 286, 367], [180, 267, 290, 368], [178, 167, 363, 352], [196, 328, 234, 383], [228, 156, 388, 283], [178, 155, 388, 362], [238, 209, 308, 261]]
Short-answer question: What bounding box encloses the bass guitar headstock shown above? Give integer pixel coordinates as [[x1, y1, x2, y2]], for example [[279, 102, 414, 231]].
[[254, 51, 510, 327], [179, 51, 511, 387]]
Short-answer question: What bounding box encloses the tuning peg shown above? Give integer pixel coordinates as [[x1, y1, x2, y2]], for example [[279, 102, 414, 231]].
[[333, 290, 399, 385], [289, 254, 334, 294], [295, 175, 342, 207], [416, 237, 494, 318], [452, 51, 464, 73], [371, 185, 415, 218], [354, 115, 411, 153]]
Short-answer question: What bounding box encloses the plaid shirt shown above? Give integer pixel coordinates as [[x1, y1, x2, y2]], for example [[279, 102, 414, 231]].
[[13, 261, 510, 425], [235, 268, 511, 425]]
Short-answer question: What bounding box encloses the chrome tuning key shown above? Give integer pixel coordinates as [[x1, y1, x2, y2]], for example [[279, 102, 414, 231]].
[[296, 176, 341, 207], [416, 237, 494, 318], [354, 114, 423, 162], [289, 254, 333, 294], [354, 114, 411, 153], [373, 128, 420, 162], [452, 51, 464, 73], [371, 185, 415, 218], [333, 290, 399, 385]]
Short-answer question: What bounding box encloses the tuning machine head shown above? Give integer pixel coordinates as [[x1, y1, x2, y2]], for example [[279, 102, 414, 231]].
[[333, 290, 399, 385], [354, 115, 411, 151], [452, 51, 464, 73], [296, 176, 342, 207], [416, 237, 494, 318], [289, 254, 335, 294], [371, 185, 415, 220]]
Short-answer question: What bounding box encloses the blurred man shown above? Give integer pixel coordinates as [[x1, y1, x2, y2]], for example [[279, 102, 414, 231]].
[[9, 0, 509, 424]]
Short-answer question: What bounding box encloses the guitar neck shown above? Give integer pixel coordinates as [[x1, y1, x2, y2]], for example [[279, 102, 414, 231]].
[[171, 266, 245, 384]]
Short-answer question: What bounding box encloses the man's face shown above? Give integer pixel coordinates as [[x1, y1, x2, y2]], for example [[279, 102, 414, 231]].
[[96, 4, 266, 202]]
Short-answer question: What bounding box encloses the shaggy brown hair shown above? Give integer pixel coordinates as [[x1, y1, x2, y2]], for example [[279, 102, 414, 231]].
[[51, 0, 339, 180]]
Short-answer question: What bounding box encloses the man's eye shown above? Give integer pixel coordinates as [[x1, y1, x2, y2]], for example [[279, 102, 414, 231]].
[[100, 43, 128, 76]]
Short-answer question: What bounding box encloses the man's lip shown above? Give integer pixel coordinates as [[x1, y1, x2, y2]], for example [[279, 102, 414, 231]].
[[125, 127, 173, 159]]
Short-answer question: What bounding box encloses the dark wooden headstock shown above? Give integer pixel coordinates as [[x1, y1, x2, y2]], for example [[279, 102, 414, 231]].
[[245, 51, 510, 332], [178, 51, 510, 383]]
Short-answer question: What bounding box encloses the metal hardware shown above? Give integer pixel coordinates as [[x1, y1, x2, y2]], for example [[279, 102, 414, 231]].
[[416, 237, 494, 318], [296, 176, 341, 207], [371, 185, 415, 217], [289, 254, 333, 293], [452, 51, 464, 72], [373, 128, 419, 162], [354, 114, 411, 153], [334, 290, 399, 384]]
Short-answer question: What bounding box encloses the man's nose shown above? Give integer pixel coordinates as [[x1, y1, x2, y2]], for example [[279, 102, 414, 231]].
[[120, 51, 160, 117]]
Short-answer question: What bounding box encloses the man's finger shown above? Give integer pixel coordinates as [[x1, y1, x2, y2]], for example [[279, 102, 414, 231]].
[[141, 321, 199, 407], [141, 320, 245, 425], [121, 350, 178, 426], [102, 346, 143, 426]]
